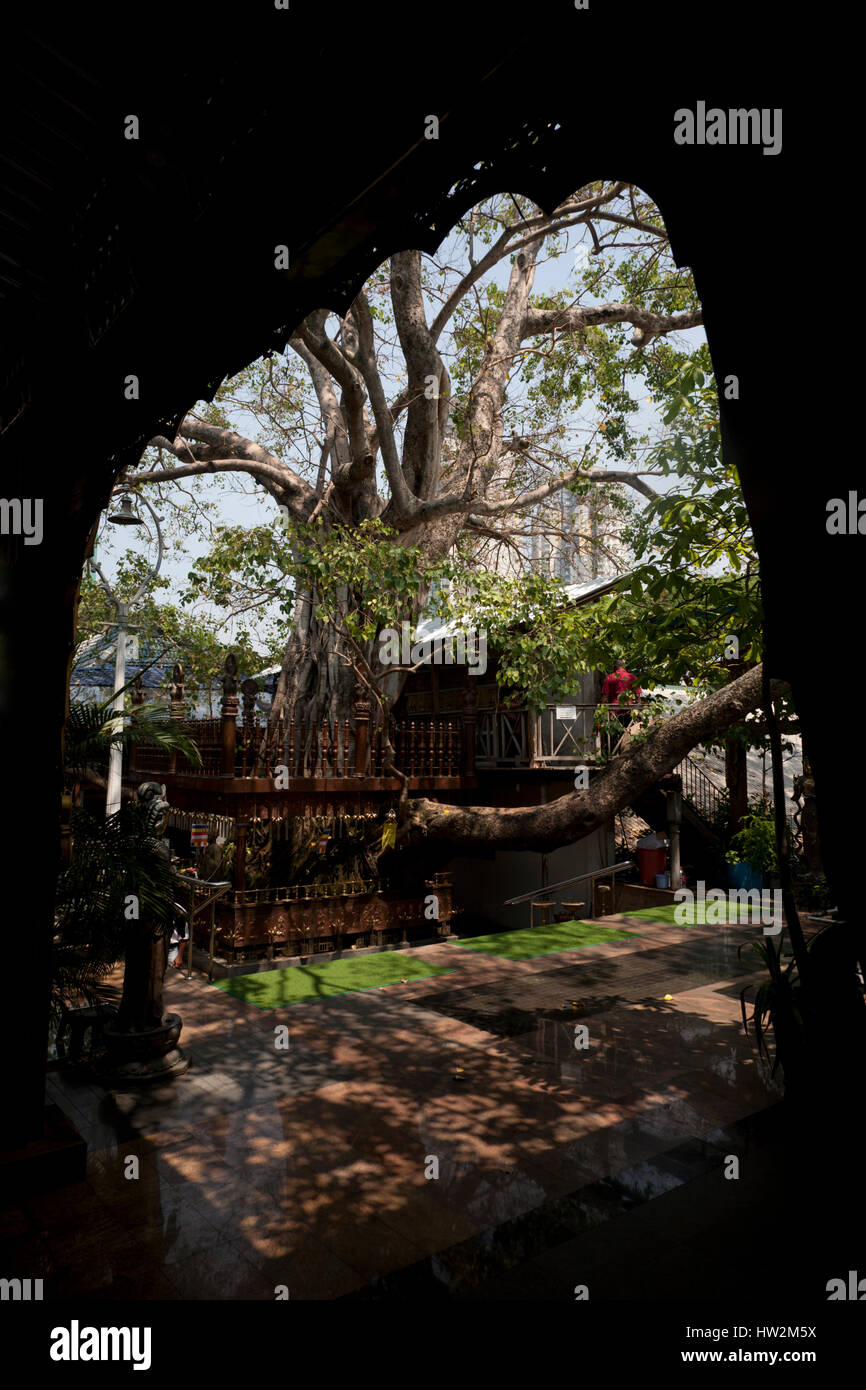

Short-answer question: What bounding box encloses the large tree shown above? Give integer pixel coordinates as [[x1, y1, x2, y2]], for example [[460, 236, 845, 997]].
[[117, 181, 775, 852]]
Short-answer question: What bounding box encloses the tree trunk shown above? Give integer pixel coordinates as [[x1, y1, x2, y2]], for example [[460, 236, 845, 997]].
[[266, 589, 367, 769], [798, 747, 823, 872], [725, 736, 749, 838], [265, 580, 423, 770]]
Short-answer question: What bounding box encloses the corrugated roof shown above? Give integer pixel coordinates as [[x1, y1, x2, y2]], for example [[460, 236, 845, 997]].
[[414, 570, 633, 645]]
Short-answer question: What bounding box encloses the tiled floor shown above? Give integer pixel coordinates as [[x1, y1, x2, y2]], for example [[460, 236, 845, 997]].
[[7, 918, 786, 1299]]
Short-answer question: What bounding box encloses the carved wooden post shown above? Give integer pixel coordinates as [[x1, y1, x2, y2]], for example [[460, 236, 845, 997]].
[[221, 653, 238, 775], [168, 663, 184, 773], [426, 872, 455, 939], [462, 686, 477, 777], [354, 692, 371, 777], [277, 711, 285, 772], [297, 717, 306, 775], [315, 719, 324, 777], [234, 815, 248, 893], [241, 678, 258, 779]]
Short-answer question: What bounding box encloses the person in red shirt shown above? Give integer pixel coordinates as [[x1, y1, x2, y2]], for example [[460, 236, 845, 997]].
[[601, 662, 642, 739]]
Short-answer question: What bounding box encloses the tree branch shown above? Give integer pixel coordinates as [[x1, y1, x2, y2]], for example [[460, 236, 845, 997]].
[[289, 333, 350, 475], [388, 251, 447, 502], [130, 458, 314, 518], [350, 290, 416, 520], [141, 418, 317, 514], [295, 312, 369, 466], [522, 302, 703, 346], [395, 665, 784, 853]]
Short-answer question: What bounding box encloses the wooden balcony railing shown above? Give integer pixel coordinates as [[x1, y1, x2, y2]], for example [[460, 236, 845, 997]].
[[130, 703, 672, 781], [476, 700, 654, 767], [130, 714, 466, 781], [125, 653, 677, 788]]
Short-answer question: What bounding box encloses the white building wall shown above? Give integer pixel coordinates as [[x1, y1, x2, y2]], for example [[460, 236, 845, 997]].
[[447, 821, 615, 931]]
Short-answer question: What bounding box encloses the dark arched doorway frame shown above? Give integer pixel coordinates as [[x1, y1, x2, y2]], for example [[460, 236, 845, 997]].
[[2, 24, 845, 1160]]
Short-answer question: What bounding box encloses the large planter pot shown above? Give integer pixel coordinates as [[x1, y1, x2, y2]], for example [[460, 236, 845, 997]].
[[98, 1012, 189, 1083], [727, 861, 766, 892]]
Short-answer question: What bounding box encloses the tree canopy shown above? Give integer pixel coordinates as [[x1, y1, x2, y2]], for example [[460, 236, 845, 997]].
[[82, 179, 785, 852]]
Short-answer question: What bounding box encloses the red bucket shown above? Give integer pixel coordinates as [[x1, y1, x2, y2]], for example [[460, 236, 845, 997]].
[[637, 845, 668, 886]]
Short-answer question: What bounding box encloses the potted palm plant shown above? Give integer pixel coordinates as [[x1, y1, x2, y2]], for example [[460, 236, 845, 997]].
[[55, 691, 202, 1079]]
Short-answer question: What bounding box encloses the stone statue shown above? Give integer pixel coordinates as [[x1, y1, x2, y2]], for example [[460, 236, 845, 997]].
[[98, 778, 192, 1077], [137, 781, 170, 839]]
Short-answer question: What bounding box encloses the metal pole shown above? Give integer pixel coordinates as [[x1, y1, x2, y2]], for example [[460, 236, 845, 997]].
[[105, 600, 128, 816], [209, 901, 216, 982], [186, 884, 195, 981], [666, 788, 682, 888], [95, 491, 164, 818]]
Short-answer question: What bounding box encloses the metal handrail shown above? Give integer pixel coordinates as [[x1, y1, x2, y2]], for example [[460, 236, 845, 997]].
[[503, 860, 635, 907], [174, 877, 233, 921], [172, 874, 233, 982], [677, 754, 724, 824]]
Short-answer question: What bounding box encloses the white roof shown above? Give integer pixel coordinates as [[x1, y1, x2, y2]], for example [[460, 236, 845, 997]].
[[563, 572, 633, 603], [415, 570, 633, 644]]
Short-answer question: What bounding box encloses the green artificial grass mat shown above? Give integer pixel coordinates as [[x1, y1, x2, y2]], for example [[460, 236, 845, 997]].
[[455, 919, 638, 960], [617, 902, 772, 926], [211, 953, 454, 1008]]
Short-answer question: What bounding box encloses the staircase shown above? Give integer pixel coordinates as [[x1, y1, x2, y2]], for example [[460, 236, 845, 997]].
[[677, 754, 726, 829]]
